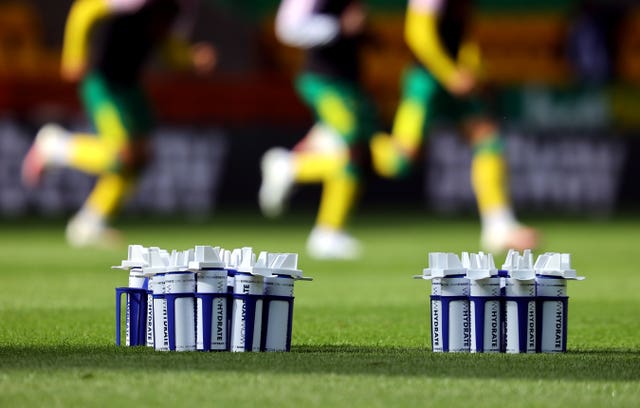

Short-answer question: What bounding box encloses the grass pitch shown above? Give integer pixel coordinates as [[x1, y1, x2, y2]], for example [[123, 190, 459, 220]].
[[1, 210, 639, 407]]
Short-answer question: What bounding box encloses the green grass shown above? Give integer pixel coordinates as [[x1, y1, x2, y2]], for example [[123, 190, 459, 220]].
[[1, 210, 639, 407]]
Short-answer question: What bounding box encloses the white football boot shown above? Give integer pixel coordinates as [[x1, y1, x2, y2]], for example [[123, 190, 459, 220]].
[[259, 147, 294, 218], [306, 226, 362, 260], [21, 123, 69, 187], [480, 209, 539, 253], [65, 208, 122, 249]]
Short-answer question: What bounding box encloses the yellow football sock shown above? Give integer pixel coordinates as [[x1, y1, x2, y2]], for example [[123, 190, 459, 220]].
[[67, 134, 118, 174], [293, 149, 356, 229], [316, 174, 358, 230], [370, 133, 403, 179], [371, 99, 426, 179], [294, 150, 349, 183], [85, 172, 133, 218], [370, 133, 396, 178], [392, 99, 426, 154], [471, 150, 510, 214]]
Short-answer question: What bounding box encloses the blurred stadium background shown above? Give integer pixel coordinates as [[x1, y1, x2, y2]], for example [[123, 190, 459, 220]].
[[0, 0, 639, 219]]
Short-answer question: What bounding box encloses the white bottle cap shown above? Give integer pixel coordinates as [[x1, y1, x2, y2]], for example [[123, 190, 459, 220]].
[[188, 245, 225, 270], [225, 247, 256, 273], [502, 249, 536, 280], [143, 247, 171, 275], [417, 252, 466, 280], [253, 251, 312, 280], [112, 244, 149, 270], [534, 252, 585, 280], [462, 251, 498, 280], [166, 249, 192, 272]]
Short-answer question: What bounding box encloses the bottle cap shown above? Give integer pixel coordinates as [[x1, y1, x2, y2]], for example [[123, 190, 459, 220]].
[[188, 245, 225, 270], [142, 247, 171, 275], [416, 252, 466, 280], [253, 251, 312, 280], [501, 249, 536, 280], [462, 251, 498, 280], [112, 244, 149, 270], [534, 252, 585, 280]]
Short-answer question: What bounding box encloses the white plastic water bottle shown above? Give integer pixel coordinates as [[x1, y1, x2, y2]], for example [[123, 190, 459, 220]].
[[534, 252, 584, 353], [113, 245, 150, 347], [164, 250, 196, 352], [464, 252, 501, 353], [502, 249, 537, 354], [189, 245, 228, 351], [228, 248, 264, 352], [416, 252, 470, 352], [144, 247, 171, 351], [150, 273, 168, 351], [254, 252, 312, 352]]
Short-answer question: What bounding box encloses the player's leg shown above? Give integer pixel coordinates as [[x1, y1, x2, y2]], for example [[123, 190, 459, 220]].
[[22, 124, 128, 186], [22, 73, 129, 185], [22, 122, 71, 186], [260, 123, 348, 218], [293, 123, 346, 154], [306, 162, 361, 260], [260, 73, 354, 220], [304, 76, 372, 259], [466, 118, 539, 252], [371, 65, 437, 178], [66, 73, 151, 247], [263, 73, 364, 259]]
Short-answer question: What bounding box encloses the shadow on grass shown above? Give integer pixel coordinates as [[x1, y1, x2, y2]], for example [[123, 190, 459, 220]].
[[1, 344, 638, 381]]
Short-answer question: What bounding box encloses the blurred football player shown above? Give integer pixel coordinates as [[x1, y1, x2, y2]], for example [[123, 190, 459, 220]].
[[370, 0, 539, 252], [260, 0, 378, 260], [21, 0, 215, 247]]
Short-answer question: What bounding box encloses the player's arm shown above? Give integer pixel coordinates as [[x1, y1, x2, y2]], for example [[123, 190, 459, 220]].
[[159, 0, 216, 74], [405, 0, 474, 95], [457, 40, 482, 74], [159, 36, 193, 70], [61, 0, 148, 81], [160, 36, 217, 74], [275, 0, 342, 48]]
